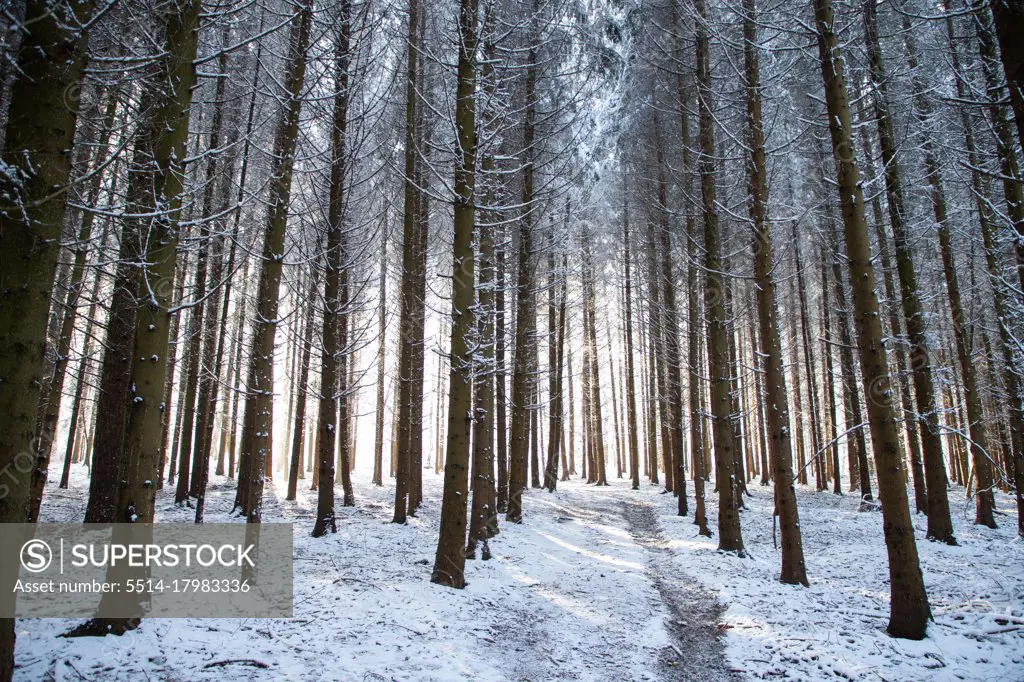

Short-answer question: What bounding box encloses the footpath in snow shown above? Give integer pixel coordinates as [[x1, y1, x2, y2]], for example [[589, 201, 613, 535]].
[[14, 466, 1024, 681]]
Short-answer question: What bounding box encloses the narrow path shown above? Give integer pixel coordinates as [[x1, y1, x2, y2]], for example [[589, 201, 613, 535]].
[[487, 484, 737, 682], [620, 499, 740, 681]]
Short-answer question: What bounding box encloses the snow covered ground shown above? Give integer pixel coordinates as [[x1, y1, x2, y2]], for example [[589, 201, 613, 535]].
[[13, 462, 1024, 681], [656, 480, 1024, 682]]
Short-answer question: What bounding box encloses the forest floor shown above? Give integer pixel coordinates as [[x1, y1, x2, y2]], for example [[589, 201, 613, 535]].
[[13, 464, 1024, 681]]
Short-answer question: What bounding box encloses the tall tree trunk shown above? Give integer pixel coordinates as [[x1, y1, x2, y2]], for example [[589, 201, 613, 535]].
[[644, 215, 670, 492], [654, 129, 687, 513], [606, 309, 623, 480], [337, 272, 354, 507], [314, 1, 354, 534], [791, 217, 823, 490], [495, 220, 510, 504], [373, 224, 388, 486], [684, 156, 706, 531], [393, 0, 426, 522], [218, 16, 265, 483], [743, 0, 807, 584], [468, 234, 496, 551], [582, 231, 608, 486], [238, 1, 313, 524], [431, 0, 478, 586], [179, 44, 236, 505], [506, 0, 539, 519], [469, 37, 500, 542], [812, 0, 931, 637], [288, 268, 320, 501], [544, 219, 567, 491], [226, 263, 249, 481], [854, 93, 926, 514], [863, 0, 956, 537], [567, 343, 577, 479], [194, 76, 244, 519], [820, 259, 842, 494], [820, 197, 872, 503], [623, 194, 641, 491], [407, 88, 430, 513], [695, 0, 742, 553], [0, 32, 96, 665], [59, 247, 107, 490], [70, 0, 202, 639]]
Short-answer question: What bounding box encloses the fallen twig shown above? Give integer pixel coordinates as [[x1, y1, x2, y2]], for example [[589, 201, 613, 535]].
[[203, 659, 271, 670]]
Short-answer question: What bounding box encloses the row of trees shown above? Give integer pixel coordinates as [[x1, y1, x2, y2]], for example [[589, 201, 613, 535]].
[[0, 0, 1022, 676]]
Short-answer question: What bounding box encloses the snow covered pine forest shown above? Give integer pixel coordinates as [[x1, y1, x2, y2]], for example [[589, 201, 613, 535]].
[[2, 0, 1024, 678]]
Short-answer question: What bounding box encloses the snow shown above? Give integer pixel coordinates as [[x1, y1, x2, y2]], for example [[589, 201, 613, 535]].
[[655, 483, 1024, 681], [14, 462, 1023, 681]]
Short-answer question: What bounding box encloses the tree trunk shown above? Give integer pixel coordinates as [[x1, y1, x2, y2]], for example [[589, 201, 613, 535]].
[[820, 259, 842, 494], [695, 0, 742, 553], [373, 225, 388, 486], [313, 2, 354, 534], [393, 0, 427, 522], [431, 0, 478, 586], [654, 130, 686, 513], [59, 253, 106, 490], [496, 219, 510, 503], [0, 32, 96, 663], [863, 0, 955, 537], [238, 1, 313, 524], [544, 213, 567, 491], [506, 2, 539, 518], [821, 200, 872, 503], [469, 40, 499, 544], [623, 194, 641, 491], [812, 0, 931, 638], [288, 268, 320, 501], [987, 0, 1024, 152], [853, 92, 926, 514], [69, 0, 202, 639], [743, 0, 807, 584]]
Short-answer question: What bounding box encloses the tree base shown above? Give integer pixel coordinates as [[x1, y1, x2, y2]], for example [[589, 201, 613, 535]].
[[63, 617, 140, 638]]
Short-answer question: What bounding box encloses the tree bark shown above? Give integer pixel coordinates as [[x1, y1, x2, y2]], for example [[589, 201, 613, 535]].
[[314, 1, 354, 534], [431, 0, 478, 586], [987, 0, 1024, 152], [743, 0, 807, 584], [695, 0, 743, 553], [393, 0, 427, 522], [373, 225, 388, 486], [238, 1, 313, 524], [863, 0, 956, 537], [812, 0, 931, 638], [623, 193, 641, 491], [506, 0, 539, 519]]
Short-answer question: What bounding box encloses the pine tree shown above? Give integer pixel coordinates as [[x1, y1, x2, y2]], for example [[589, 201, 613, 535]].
[[695, 0, 743, 553], [431, 0, 479, 587], [743, 0, 806, 585], [811, 0, 930, 638], [236, 0, 314, 523]]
